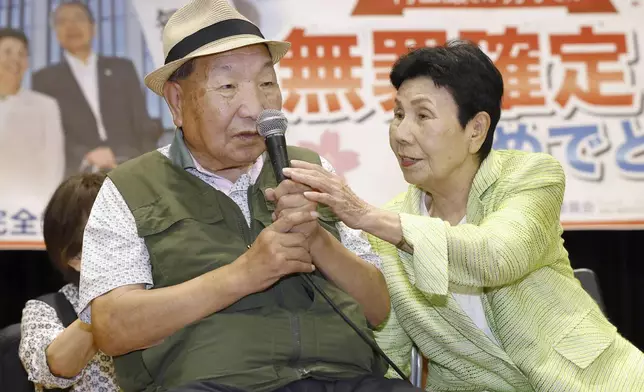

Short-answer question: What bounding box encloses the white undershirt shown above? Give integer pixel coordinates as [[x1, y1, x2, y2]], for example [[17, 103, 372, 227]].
[[64, 52, 108, 141], [419, 193, 500, 345]]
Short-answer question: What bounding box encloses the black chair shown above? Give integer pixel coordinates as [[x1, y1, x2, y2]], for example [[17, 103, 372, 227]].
[[0, 323, 35, 392], [573, 268, 606, 315]]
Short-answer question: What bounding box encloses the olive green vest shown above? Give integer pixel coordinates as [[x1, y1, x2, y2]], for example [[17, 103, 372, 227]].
[[107, 138, 386, 392]]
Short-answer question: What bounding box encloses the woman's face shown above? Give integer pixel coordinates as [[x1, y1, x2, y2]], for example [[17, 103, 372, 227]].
[[68, 254, 81, 272], [389, 76, 480, 191]]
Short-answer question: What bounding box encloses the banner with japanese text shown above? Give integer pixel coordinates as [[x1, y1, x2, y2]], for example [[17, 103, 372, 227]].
[[135, 0, 644, 230], [3, 0, 643, 251]]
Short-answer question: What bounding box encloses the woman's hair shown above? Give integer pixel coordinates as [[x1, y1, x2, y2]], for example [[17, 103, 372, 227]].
[[390, 40, 504, 162], [43, 173, 106, 286]]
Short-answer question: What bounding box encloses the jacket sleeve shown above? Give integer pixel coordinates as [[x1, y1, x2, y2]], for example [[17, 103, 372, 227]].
[[369, 235, 413, 380], [400, 153, 566, 295]]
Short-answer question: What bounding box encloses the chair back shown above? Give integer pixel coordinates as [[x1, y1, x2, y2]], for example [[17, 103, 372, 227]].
[[0, 292, 77, 392], [0, 323, 35, 392], [574, 268, 606, 315]]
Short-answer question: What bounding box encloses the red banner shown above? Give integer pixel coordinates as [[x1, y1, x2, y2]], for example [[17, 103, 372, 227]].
[[352, 0, 617, 16]]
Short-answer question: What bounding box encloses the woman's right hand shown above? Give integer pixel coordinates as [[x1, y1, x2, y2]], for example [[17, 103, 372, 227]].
[[282, 160, 375, 230]]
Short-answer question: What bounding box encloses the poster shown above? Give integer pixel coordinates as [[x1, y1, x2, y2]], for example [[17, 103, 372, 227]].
[[1, 0, 643, 250], [0, 0, 164, 249]]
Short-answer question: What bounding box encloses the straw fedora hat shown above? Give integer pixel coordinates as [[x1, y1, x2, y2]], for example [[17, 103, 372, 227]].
[[144, 0, 291, 96]]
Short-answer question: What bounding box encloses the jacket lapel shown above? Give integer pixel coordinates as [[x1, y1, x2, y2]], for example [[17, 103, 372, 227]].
[[97, 57, 112, 123], [60, 61, 94, 116]]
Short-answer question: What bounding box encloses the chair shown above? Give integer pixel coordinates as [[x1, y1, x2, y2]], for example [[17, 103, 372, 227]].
[[408, 268, 605, 388], [410, 346, 423, 387], [0, 323, 35, 392], [573, 268, 606, 315]]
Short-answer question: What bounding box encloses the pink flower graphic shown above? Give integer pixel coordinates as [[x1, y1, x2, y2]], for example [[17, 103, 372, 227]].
[[298, 130, 360, 179]]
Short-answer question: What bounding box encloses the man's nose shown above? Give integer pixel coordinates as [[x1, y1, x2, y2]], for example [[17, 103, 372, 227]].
[[237, 85, 265, 121]]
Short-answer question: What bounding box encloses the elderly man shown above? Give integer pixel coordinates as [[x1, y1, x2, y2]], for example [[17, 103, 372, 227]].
[[78, 1, 421, 392]]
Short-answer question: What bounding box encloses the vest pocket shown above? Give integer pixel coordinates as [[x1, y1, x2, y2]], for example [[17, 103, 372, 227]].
[[552, 308, 616, 369], [133, 198, 223, 237]]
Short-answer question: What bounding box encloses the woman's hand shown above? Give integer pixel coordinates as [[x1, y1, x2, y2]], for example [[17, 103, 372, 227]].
[[282, 160, 374, 230]]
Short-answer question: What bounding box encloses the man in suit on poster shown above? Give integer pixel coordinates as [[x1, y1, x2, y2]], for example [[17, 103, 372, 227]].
[[32, 1, 160, 176]]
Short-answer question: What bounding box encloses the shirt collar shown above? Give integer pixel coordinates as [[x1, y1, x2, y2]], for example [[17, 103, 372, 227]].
[[64, 51, 97, 69], [168, 128, 265, 181]]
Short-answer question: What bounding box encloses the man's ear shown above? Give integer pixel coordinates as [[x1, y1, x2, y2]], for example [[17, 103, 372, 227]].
[[164, 81, 184, 128], [467, 111, 491, 156]]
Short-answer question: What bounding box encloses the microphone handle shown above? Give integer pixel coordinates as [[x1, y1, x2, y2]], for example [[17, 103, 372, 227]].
[[265, 134, 289, 183]]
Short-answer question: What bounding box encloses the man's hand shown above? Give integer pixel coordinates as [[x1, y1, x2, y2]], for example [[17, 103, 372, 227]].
[[234, 210, 318, 295], [85, 147, 117, 169], [265, 179, 320, 245]]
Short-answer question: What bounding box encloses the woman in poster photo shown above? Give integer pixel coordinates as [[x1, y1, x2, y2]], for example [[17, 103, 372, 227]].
[[0, 28, 65, 223]]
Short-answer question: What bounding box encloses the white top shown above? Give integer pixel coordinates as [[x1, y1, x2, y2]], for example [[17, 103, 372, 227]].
[[64, 52, 108, 141], [419, 193, 500, 345], [78, 146, 382, 322], [19, 284, 119, 392], [0, 89, 65, 216]]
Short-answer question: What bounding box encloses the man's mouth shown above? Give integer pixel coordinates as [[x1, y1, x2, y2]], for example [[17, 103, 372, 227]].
[[233, 131, 260, 140]]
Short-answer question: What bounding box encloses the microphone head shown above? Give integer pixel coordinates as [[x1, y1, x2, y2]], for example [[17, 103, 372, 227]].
[[257, 109, 288, 138]]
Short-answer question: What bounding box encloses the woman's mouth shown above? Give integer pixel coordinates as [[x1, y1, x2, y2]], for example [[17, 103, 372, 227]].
[[399, 156, 421, 167]]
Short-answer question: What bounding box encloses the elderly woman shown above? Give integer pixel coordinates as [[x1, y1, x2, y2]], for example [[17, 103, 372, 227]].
[[281, 42, 644, 391], [19, 173, 119, 392]]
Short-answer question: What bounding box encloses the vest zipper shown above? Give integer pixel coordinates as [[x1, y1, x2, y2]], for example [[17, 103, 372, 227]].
[[290, 314, 304, 375]]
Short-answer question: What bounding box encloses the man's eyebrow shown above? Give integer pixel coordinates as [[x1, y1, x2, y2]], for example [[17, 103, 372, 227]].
[[214, 64, 233, 72]]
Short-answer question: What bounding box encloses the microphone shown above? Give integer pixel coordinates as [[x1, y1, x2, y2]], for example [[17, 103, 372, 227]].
[[254, 110, 409, 382], [256, 109, 289, 183]]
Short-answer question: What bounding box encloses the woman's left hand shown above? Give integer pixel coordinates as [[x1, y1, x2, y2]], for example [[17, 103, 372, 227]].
[[283, 160, 373, 230]]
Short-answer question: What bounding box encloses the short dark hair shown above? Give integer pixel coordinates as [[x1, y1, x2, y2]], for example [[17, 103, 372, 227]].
[[168, 59, 196, 82], [390, 40, 503, 161], [0, 28, 29, 50], [52, 0, 95, 25], [43, 173, 106, 286]]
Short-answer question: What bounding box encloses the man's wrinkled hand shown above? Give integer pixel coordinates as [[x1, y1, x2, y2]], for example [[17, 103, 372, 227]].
[[265, 179, 320, 245], [235, 211, 318, 294]]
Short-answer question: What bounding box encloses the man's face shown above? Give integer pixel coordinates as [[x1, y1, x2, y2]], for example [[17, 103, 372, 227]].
[[53, 4, 94, 54], [167, 45, 282, 171], [0, 37, 28, 85]]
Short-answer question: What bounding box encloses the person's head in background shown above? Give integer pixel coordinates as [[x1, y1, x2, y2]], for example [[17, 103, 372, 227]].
[[388, 40, 503, 194], [51, 1, 95, 62], [0, 28, 29, 97], [43, 173, 106, 286]]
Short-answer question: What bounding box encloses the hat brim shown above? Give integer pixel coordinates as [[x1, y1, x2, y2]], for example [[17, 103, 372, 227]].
[[144, 35, 291, 96]]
